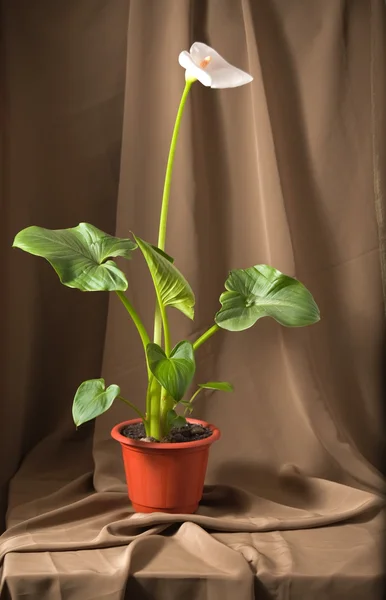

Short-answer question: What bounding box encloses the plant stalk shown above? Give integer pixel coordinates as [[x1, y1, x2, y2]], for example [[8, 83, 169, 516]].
[[159, 303, 171, 356], [148, 378, 161, 439], [149, 80, 194, 439], [160, 388, 174, 430], [153, 80, 193, 347], [183, 388, 203, 416], [193, 324, 220, 351], [157, 79, 193, 252], [118, 395, 146, 421], [115, 291, 150, 352], [116, 290, 156, 435]]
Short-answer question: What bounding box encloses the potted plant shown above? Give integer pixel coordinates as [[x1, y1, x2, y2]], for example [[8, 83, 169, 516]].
[[13, 43, 320, 514]]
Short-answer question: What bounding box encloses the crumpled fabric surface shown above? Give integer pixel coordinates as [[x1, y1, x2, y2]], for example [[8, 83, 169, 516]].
[[1, 0, 385, 598]]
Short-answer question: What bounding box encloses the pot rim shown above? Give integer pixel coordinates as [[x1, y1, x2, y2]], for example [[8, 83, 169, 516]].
[[111, 417, 221, 450]]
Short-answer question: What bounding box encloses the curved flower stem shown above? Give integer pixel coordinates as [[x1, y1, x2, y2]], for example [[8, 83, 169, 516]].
[[148, 80, 194, 439], [153, 80, 194, 347], [193, 324, 220, 351], [157, 79, 193, 252], [118, 395, 146, 421]]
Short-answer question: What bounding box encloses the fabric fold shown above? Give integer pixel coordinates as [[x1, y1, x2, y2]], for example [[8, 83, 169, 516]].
[[1, 0, 385, 598]]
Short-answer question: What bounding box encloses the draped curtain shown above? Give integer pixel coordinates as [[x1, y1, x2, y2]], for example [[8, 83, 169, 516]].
[[0, 1, 384, 598]]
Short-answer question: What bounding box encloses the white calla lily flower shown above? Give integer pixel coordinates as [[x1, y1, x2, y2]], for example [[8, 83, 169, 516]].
[[178, 42, 253, 89]]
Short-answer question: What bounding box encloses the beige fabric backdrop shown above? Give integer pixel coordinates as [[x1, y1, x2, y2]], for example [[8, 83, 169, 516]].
[[0, 1, 385, 599]]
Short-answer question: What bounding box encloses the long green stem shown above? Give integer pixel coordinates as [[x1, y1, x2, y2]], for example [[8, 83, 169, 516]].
[[153, 80, 194, 347], [159, 303, 171, 356], [193, 324, 220, 351], [160, 387, 173, 430], [153, 304, 163, 350], [115, 292, 156, 431], [148, 378, 161, 439], [154, 300, 172, 435], [145, 376, 153, 428], [183, 388, 203, 416], [116, 290, 151, 380], [118, 395, 146, 421], [157, 79, 193, 251], [149, 80, 194, 439], [116, 291, 150, 352]]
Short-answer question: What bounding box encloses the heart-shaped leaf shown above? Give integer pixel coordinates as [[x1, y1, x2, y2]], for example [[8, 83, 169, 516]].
[[13, 223, 137, 291], [199, 381, 234, 392], [72, 379, 120, 427], [215, 265, 320, 331], [135, 236, 195, 319], [146, 341, 195, 402]]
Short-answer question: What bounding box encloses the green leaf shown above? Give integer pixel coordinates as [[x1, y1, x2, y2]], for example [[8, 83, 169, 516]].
[[72, 379, 120, 427], [134, 236, 195, 319], [199, 381, 234, 392], [166, 409, 187, 431], [13, 223, 137, 292], [146, 341, 195, 402], [215, 265, 320, 332]]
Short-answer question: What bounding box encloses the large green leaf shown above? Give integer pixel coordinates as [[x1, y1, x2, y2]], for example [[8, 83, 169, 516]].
[[215, 265, 320, 331], [134, 236, 195, 319], [146, 341, 195, 402], [72, 379, 120, 427], [13, 223, 137, 291]]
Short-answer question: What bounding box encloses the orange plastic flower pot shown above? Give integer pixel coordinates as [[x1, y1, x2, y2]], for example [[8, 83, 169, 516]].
[[111, 418, 221, 514]]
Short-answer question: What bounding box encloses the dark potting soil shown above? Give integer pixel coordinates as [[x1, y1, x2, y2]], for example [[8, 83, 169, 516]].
[[121, 421, 213, 444]]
